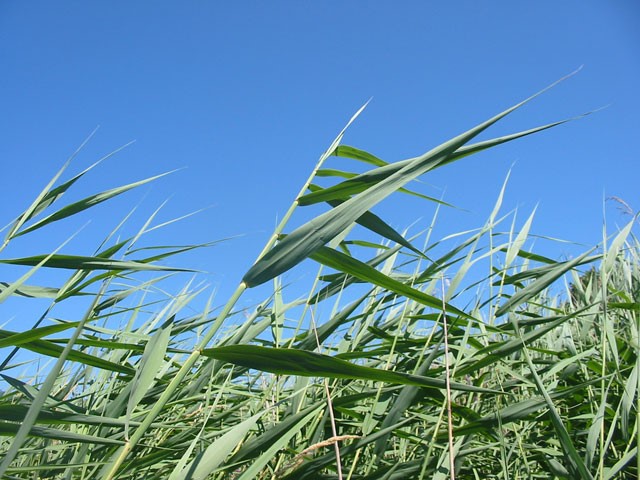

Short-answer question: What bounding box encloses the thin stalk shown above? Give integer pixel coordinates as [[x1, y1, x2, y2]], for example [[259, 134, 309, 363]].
[[311, 310, 344, 480], [599, 218, 608, 479], [441, 273, 456, 480]]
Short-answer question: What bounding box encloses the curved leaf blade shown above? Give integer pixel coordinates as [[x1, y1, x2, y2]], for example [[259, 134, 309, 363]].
[[202, 345, 498, 394], [243, 78, 575, 288]]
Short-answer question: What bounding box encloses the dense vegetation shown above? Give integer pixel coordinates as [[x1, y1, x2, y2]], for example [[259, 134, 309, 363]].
[[0, 80, 637, 479]]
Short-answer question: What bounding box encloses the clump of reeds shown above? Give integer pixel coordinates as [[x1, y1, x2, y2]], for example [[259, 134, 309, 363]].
[[0, 74, 636, 479]]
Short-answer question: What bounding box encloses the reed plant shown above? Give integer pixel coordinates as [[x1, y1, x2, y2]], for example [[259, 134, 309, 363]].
[[0, 75, 637, 479]]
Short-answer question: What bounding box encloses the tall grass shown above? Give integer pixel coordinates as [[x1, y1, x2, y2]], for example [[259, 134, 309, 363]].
[[1, 77, 637, 479]]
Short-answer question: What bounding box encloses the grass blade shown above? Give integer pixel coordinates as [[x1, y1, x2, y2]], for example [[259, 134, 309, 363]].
[[202, 345, 498, 394]]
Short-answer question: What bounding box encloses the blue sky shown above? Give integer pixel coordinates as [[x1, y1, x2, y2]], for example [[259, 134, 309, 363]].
[[1, 2, 639, 321]]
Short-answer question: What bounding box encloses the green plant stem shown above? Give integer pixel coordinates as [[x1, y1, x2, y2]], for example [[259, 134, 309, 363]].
[[441, 274, 455, 479]]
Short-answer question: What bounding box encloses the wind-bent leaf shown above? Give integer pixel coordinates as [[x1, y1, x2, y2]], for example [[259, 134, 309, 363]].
[[14, 171, 175, 237], [244, 75, 582, 288], [498, 246, 557, 264], [0, 254, 190, 272], [0, 282, 58, 299], [244, 102, 527, 286], [297, 117, 579, 207], [309, 243, 403, 304], [202, 345, 498, 394], [9, 138, 132, 234], [0, 405, 145, 428], [313, 169, 451, 206], [306, 184, 427, 257], [2, 133, 92, 247], [0, 322, 80, 348], [0, 329, 134, 374], [310, 245, 472, 319], [0, 421, 124, 445], [333, 145, 388, 167], [495, 249, 595, 317], [497, 253, 599, 286]]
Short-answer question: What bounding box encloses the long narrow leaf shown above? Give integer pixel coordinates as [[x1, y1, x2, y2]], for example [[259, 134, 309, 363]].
[[310, 245, 472, 319], [0, 254, 190, 272], [298, 116, 581, 207], [202, 345, 498, 394], [244, 74, 581, 287], [14, 171, 176, 237]]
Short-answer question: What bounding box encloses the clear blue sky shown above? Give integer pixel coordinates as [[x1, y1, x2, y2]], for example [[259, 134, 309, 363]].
[[1, 2, 639, 317]]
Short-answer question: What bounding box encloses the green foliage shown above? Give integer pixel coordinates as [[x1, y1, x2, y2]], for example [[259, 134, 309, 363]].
[[0, 78, 637, 479]]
